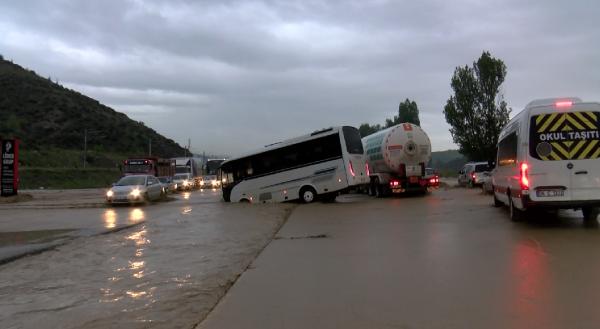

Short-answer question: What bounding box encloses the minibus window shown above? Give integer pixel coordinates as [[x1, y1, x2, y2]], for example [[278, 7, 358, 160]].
[[497, 132, 517, 166], [529, 112, 600, 161]]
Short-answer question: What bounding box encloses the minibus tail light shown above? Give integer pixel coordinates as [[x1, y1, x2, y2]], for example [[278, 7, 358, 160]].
[[555, 101, 572, 108], [520, 163, 529, 190], [349, 160, 355, 177], [365, 162, 370, 176]]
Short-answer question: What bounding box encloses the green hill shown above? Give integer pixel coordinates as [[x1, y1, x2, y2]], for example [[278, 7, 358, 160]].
[[0, 57, 188, 188], [430, 149, 467, 177], [0, 57, 186, 158]]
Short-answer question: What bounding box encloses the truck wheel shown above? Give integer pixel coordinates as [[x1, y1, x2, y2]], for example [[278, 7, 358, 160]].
[[509, 196, 524, 222], [300, 186, 317, 203], [368, 179, 376, 196], [374, 178, 384, 198], [582, 207, 599, 221]]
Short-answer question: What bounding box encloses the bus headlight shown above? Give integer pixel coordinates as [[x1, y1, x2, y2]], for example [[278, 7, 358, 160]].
[[200, 181, 205, 186], [106, 190, 114, 198], [130, 189, 141, 197], [183, 180, 190, 186], [211, 179, 218, 187]]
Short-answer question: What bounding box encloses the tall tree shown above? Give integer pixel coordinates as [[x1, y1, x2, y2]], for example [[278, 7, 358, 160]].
[[443, 51, 511, 162], [385, 98, 421, 127], [398, 98, 420, 126], [358, 123, 382, 137]]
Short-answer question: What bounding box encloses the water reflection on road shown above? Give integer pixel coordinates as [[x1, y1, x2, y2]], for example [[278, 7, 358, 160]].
[[0, 190, 293, 329]]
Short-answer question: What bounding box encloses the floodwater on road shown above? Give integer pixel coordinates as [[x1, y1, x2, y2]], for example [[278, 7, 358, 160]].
[[0, 190, 294, 329]]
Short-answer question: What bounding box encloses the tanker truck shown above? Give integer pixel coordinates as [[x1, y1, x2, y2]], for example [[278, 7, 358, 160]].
[[362, 123, 432, 197]]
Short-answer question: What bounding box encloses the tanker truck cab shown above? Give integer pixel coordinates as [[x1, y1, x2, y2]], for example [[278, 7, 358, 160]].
[[492, 97, 600, 221]]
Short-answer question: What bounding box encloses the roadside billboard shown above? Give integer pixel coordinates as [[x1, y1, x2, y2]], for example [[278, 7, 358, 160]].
[[1, 139, 19, 196]]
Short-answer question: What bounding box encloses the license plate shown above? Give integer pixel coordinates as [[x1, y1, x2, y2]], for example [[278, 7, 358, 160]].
[[409, 176, 418, 183], [536, 189, 564, 197]]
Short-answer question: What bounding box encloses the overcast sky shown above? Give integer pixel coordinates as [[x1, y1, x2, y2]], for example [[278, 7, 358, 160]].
[[1, 0, 599, 156]]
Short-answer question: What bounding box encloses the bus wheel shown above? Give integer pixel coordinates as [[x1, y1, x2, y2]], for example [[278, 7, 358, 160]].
[[582, 207, 599, 221], [300, 187, 317, 203]]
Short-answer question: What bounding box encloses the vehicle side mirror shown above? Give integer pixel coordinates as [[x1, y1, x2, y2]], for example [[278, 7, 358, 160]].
[[148, 181, 153, 186]]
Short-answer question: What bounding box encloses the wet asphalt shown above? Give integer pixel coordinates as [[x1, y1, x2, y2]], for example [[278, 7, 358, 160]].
[[199, 187, 600, 329], [1, 187, 600, 329]]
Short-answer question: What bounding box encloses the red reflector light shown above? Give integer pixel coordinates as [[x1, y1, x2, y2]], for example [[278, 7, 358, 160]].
[[349, 160, 355, 177], [520, 163, 529, 190], [555, 101, 572, 108]]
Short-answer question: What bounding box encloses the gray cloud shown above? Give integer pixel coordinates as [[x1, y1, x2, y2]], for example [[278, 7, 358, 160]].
[[1, 0, 599, 156]]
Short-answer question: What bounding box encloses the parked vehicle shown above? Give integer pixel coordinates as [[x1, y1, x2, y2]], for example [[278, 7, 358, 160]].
[[492, 97, 600, 221], [458, 162, 491, 187], [424, 168, 440, 189], [158, 176, 177, 193], [481, 172, 494, 194], [106, 175, 164, 204], [219, 126, 369, 203], [362, 123, 432, 197], [173, 173, 194, 191]]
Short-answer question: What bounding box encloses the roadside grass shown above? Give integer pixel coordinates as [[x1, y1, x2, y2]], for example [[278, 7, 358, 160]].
[[19, 167, 121, 189]]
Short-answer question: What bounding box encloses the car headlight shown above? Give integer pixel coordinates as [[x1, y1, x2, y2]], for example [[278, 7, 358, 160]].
[[130, 189, 141, 197], [200, 181, 205, 186], [106, 190, 114, 197], [183, 180, 189, 186]]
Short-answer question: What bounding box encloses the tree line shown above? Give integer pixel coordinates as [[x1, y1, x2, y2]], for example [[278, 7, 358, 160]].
[[359, 51, 510, 163]]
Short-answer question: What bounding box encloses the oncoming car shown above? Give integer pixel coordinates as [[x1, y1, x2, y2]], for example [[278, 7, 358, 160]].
[[173, 173, 194, 191], [492, 97, 600, 221], [106, 175, 164, 204]]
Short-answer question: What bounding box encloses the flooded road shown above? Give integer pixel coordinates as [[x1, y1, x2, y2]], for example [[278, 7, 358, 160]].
[[0, 190, 294, 328]]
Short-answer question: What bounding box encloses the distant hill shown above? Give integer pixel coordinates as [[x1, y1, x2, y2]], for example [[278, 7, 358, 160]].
[[430, 149, 467, 176], [0, 57, 186, 158]]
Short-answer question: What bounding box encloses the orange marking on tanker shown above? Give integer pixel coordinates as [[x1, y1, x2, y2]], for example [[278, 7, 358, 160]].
[[387, 145, 403, 150]]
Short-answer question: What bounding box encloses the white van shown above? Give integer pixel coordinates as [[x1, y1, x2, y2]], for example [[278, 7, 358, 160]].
[[492, 97, 600, 221]]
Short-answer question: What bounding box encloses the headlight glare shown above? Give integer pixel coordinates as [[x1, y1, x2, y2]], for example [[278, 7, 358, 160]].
[[106, 190, 114, 197], [130, 189, 141, 197]]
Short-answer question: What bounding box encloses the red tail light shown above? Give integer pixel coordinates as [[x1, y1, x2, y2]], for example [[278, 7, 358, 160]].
[[471, 173, 476, 179], [389, 180, 400, 187], [520, 163, 529, 190], [349, 160, 355, 177], [555, 101, 572, 108], [365, 162, 370, 176]]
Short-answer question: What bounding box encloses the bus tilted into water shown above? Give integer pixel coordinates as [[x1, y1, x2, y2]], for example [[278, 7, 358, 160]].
[[219, 126, 369, 203]]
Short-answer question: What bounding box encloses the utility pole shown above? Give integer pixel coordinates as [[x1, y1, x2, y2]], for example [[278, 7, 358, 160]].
[[148, 138, 152, 156], [188, 138, 191, 157]]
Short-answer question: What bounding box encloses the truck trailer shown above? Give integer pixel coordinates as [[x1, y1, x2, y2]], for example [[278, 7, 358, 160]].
[[362, 123, 432, 196]]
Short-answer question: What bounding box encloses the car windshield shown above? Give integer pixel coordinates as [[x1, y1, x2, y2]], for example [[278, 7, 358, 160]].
[[425, 168, 435, 175], [116, 175, 146, 186], [474, 164, 490, 172], [158, 177, 168, 183], [174, 174, 189, 179]]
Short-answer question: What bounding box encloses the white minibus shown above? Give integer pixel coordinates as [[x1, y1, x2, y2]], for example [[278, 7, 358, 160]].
[[219, 126, 369, 203], [492, 97, 600, 221]]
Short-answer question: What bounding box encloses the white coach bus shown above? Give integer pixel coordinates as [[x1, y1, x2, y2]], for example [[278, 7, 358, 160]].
[[219, 126, 369, 203]]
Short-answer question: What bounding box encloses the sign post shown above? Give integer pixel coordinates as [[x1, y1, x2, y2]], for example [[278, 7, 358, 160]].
[[1, 139, 19, 197]]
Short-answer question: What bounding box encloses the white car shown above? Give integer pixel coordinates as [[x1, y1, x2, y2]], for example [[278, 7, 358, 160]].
[[492, 97, 600, 221], [106, 175, 164, 204], [173, 173, 194, 191]]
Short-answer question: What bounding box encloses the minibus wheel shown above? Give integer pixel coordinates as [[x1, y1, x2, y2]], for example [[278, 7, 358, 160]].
[[493, 191, 502, 207], [509, 196, 524, 222]]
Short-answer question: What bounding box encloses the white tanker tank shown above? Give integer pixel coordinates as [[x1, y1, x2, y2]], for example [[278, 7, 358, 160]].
[[362, 123, 432, 196]]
